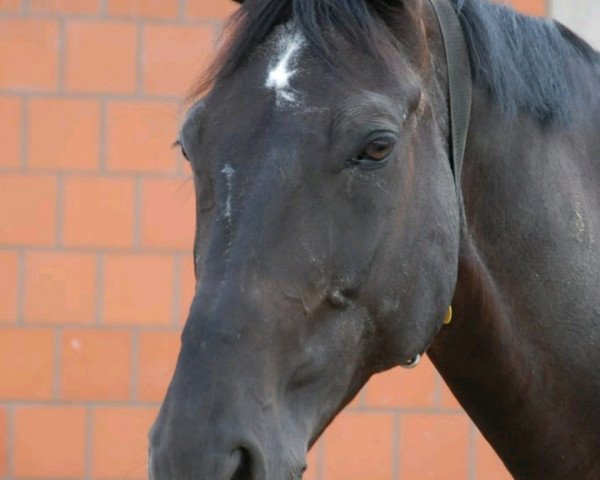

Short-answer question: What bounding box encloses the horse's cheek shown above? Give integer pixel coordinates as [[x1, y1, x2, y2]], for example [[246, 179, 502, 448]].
[[371, 202, 460, 365]]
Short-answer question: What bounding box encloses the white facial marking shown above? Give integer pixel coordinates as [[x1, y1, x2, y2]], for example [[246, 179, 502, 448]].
[[570, 200, 594, 246], [221, 164, 234, 221], [265, 26, 305, 107]]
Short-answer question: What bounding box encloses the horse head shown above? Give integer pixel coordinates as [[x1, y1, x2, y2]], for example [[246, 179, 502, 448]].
[[149, 1, 460, 478]]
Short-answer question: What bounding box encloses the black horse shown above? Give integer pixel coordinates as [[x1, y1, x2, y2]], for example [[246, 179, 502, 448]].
[[149, 0, 600, 478]]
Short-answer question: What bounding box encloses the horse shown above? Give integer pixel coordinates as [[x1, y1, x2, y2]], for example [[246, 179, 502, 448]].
[[148, 0, 600, 478]]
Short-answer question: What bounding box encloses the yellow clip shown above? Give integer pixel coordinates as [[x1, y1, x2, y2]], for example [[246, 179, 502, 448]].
[[443, 306, 453, 325]]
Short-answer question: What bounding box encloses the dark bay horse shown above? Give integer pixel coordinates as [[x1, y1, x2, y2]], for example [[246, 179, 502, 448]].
[[149, 0, 600, 478]]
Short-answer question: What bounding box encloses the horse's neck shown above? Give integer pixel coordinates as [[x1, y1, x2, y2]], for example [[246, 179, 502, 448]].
[[429, 85, 600, 479]]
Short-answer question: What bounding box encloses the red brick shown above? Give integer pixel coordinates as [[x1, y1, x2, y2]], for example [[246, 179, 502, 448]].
[[186, 0, 239, 20], [0, 20, 58, 90], [63, 176, 135, 248], [399, 414, 470, 480], [0, 0, 20, 12], [366, 357, 437, 408], [29, 98, 100, 170], [323, 412, 394, 480], [180, 257, 196, 324], [24, 252, 96, 325], [66, 21, 137, 93], [0, 329, 53, 400], [141, 179, 195, 249], [107, 101, 179, 173], [108, 0, 178, 18], [14, 406, 86, 478], [138, 330, 179, 402], [0, 407, 6, 477], [0, 96, 21, 168], [104, 254, 174, 326], [143, 25, 213, 96], [61, 329, 132, 401], [0, 174, 57, 246], [92, 407, 157, 480], [0, 251, 18, 323], [508, 0, 546, 16], [30, 0, 100, 14], [476, 430, 512, 480]]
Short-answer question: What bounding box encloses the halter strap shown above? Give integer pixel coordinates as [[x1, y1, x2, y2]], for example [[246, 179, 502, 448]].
[[428, 0, 472, 219]]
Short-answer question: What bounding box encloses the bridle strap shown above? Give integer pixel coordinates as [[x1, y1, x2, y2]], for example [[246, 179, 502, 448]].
[[428, 0, 472, 219]]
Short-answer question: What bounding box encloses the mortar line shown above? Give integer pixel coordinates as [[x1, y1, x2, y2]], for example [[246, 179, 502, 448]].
[[53, 327, 62, 400], [136, 21, 144, 95], [94, 253, 105, 325], [0, 244, 191, 255], [0, 323, 181, 332], [132, 176, 143, 247], [0, 166, 187, 179], [393, 413, 401, 480], [57, 17, 66, 93], [98, 100, 107, 172], [19, 95, 28, 171], [15, 248, 26, 325], [178, 0, 186, 21], [19, 95, 29, 170], [172, 254, 183, 326], [468, 421, 478, 480], [0, 400, 163, 408], [0, 11, 223, 27], [434, 372, 443, 408], [84, 407, 94, 480], [1, 478, 111, 480], [130, 328, 140, 402], [357, 384, 367, 407], [55, 173, 65, 247], [315, 436, 325, 480], [6, 405, 15, 479], [0, 477, 150, 480], [0, 90, 182, 102]]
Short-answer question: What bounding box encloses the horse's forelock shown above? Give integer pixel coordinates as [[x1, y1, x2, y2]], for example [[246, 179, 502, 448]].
[[187, 0, 403, 103]]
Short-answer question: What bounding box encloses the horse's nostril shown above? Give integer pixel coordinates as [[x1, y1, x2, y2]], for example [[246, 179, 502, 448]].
[[230, 447, 253, 480]]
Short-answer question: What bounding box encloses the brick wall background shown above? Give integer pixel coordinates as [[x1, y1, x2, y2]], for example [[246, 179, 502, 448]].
[[0, 0, 548, 479]]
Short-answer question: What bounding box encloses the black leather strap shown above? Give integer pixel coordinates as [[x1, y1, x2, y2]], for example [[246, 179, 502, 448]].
[[428, 0, 472, 219]]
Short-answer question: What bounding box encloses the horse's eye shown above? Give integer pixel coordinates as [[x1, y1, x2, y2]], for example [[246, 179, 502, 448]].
[[359, 136, 396, 162]]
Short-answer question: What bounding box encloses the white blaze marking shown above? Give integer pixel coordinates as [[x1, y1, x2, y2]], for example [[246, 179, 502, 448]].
[[221, 163, 234, 222], [265, 27, 305, 106]]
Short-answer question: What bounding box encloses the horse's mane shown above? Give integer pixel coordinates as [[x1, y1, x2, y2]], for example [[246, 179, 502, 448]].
[[452, 0, 598, 122], [193, 0, 598, 123]]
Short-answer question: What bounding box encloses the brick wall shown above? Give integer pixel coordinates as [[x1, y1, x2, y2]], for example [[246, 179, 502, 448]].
[[0, 0, 546, 479]]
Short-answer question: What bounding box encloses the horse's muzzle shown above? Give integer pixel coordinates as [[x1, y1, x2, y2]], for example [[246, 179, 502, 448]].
[[149, 440, 267, 480]]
